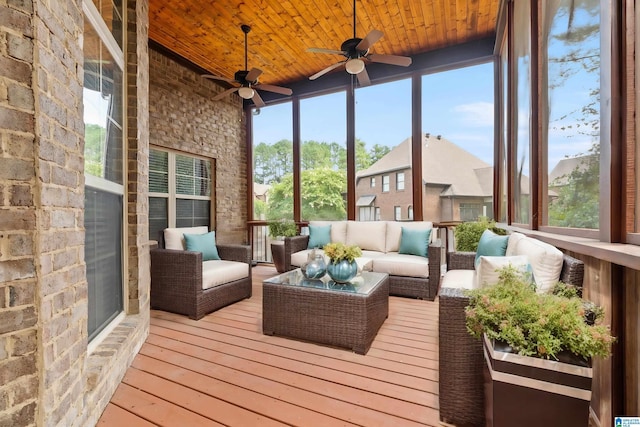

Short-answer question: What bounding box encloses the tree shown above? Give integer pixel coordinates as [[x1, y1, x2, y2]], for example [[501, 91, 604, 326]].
[[85, 124, 105, 177], [267, 168, 346, 220]]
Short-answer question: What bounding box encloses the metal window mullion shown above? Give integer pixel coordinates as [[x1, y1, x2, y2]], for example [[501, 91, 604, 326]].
[[168, 152, 177, 227]]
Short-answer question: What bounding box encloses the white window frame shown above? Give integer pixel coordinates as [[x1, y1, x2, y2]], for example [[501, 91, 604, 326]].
[[149, 147, 212, 228], [394, 206, 401, 221], [396, 172, 405, 191], [370, 177, 376, 188], [382, 175, 390, 192]]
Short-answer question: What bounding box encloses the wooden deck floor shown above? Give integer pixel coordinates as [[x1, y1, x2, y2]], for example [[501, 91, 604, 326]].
[[97, 265, 440, 426]]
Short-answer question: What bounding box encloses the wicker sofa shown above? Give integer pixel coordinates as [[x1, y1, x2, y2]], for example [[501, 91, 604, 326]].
[[150, 227, 252, 320], [438, 234, 585, 426], [283, 220, 442, 300]]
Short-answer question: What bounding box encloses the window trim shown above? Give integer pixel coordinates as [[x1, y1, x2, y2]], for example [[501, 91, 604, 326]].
[[382, 175, 390, 193], [396, 172, 405, 191]]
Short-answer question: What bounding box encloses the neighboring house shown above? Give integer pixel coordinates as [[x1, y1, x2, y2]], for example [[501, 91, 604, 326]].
[[253, 182, 271, 204], [356, 134, 496, 222], [548, 155, 597, 187]]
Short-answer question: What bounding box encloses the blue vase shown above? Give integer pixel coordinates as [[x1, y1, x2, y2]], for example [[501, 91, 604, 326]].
[[303, 252, 327, 279], [327, 259, 358, 284]]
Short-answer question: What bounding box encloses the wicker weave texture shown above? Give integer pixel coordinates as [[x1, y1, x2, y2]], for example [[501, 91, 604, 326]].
[[150, 243, 252, 320], [262, 274, 389, 354]]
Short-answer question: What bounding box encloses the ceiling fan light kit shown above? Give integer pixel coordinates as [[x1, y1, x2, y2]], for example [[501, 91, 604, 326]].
[[307, 0, 412, 85], [237, 86, 255, 99], [201, 24, 293, 107], [345, 58, 365, 74]]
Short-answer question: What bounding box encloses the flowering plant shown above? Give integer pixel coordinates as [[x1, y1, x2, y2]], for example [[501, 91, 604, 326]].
[[323, 242, 362, 263], [465, 265, 615, 362]]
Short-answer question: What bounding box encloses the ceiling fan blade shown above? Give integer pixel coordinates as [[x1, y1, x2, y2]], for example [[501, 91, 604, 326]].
[[367, 53, 412, 67], [251, 90, 265, 108], [307, 47, 347, 55], [202, 74, 236, 83], [356, 66, 371, 87], [254, 84, 293, 96], [309, 61, 345, 80], [356, 29, 384, 51], [245, 67, 263, 82], [213, 87, 239, 100]]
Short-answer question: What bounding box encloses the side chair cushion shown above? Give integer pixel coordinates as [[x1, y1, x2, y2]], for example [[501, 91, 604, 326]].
[[398, 227, 432, 257], [474, 230, 509, 267], [510, 236, 564, 293], [307, 224, 332, 249], [164, 226, 209, 250], [202, 260, 249, 290], [184, 231, 221, 261]]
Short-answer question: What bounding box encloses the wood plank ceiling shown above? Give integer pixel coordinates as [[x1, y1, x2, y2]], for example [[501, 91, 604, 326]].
[[149, 0, 500, 88]]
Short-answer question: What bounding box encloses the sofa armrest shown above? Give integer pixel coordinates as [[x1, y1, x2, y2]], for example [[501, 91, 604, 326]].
[[447, 251, 476, 271], [150, 248, 202, 298], [428, 241, 442, 298], [217, 244, 251, 265], [438, 286, 485, 425], [284, 235, 309, 271]]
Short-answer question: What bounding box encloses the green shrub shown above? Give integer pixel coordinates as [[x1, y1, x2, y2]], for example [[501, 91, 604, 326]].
[[465, 265, 615, 361], [268, 219, 297, 238], [454, 217, 506, 252]]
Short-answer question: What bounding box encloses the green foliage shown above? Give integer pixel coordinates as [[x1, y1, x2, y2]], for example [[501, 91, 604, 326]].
[[323, 242, 362, 263], [465, 266, 615, 361], [85, 124, 105, 177], [267, 169, 347, 221], [253, 199, 267, 218], [548, 147, 599, 229], [267, 218, 297, 238], [454, 217, 506, 252]]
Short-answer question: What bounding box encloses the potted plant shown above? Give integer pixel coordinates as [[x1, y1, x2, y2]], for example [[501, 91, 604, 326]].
[[323, 242, 362, 283], [267, 218, 297, 240], [465, 265, 615, 427], [268, 219, 297, 273]]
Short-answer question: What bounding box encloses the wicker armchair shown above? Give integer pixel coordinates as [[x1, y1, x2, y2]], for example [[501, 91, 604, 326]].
[[150, 230, 252, 320], [438, 251, 585, 426]]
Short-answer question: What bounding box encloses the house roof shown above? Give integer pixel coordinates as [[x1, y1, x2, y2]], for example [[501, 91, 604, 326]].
[[253, 182, 271, 197], [548, 155, 596, 186], [357, 134, 493, 197]]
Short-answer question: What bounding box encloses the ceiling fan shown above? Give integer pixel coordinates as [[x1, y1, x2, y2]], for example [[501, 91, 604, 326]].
[[202, 24, 293, 107], [307, 0, 412, 86]]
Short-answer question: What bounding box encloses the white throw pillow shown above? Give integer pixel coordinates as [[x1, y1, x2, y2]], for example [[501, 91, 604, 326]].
[[475, 255, 530, 289], [511, 236, 564, 293], [164, 226, 208, 250], [309, 220, 347, 244]]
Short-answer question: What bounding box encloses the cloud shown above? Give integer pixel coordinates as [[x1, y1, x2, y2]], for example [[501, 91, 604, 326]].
[[453, 102, 494, 127]]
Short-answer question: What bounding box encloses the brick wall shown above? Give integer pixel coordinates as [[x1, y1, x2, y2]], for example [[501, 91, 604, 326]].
[[1, 1, 150, 425], [149, 49, 248, 243], [0, 0, 39, 424]]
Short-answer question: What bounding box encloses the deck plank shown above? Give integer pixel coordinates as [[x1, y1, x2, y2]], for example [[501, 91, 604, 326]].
[[98, 265, 442, 426]]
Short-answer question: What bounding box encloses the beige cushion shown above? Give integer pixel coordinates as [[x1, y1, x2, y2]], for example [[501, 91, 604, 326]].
[[290, 249, 313, 268], [505, 232, 527, 256], [510, 236, 564, 293], [441, 269, 477, 290], [309, 220, 348, 244], [475, 255, 530, 289], [385, 221, 433, 253], [164, 226, 209, 250], [346, 221, 387, 252], [202, 260, 248, 290], [371, 253, 429, 278]]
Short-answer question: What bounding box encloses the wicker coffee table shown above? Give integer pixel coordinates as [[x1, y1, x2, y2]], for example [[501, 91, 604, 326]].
[[262, 269, 389, 355]]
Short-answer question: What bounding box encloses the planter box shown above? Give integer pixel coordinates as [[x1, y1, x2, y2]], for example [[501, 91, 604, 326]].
[[483, 335, 592, 427]]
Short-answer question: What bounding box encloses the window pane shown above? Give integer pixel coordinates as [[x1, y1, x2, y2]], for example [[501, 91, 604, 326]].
[[149, 197, 168, 241], [176, 199, 210, 228], [85, 187, 123, 340], [252, 102, 294, 221], [422, 63, 495, 222], [513, 0, 532, 224], [83, 17, 123, 185], [175, 154, 211, 196], [543, 0, 600, 229], [356, 79, 410, 221], [90, 0, 123, 49], [149, 149, 168, 193], [300, 92, 347, 221]]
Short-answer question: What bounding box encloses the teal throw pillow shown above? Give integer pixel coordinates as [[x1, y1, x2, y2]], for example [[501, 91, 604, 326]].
[[184, 231, 221, 261], [307, 224, 331, 249], [398, 227, 431, 257], [475, 229, 509, 267]]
